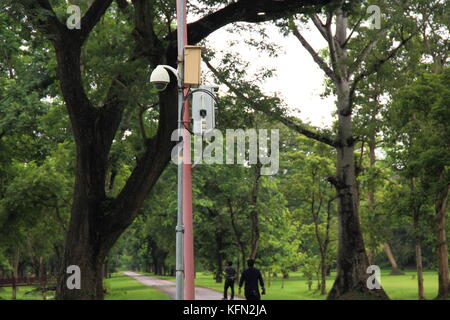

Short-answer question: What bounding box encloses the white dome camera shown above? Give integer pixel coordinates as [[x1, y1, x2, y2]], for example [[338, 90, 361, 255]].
[[150, 65, 171, 91]]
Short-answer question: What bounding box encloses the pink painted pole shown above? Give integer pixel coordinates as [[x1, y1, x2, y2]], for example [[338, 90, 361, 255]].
[[179, 0, 195, 300], [182, 95, 195, 300]]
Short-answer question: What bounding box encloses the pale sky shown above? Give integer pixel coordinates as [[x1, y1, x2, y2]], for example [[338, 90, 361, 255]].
[[202, 21, 337, 129]]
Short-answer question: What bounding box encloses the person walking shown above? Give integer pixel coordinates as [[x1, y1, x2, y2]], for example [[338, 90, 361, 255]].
[[238, 259, 265, 300], [222, 261, 236, 300]]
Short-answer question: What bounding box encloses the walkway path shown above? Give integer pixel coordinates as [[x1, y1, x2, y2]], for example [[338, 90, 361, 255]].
[[123, 271, 243, 300]]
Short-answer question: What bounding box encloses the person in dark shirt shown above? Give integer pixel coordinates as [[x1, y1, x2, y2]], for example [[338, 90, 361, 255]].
[[238, 259, 265, 300], [223, 261, 236, 300]]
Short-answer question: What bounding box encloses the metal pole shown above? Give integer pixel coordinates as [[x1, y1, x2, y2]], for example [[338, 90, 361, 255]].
[[175, 0, 185, 301], [178, 0, 195, 300], [175, 94, 184, 300]]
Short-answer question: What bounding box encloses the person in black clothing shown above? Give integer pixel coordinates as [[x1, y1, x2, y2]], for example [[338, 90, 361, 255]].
[[238, 259, 265, 300], [223, 261, 236, 300]]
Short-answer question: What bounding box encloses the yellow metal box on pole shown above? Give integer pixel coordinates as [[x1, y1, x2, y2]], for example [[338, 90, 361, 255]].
[[184, 46, 202, 87]]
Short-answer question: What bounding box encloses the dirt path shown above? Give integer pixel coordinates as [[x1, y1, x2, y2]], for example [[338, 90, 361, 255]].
[[123, 271, 243, 300]]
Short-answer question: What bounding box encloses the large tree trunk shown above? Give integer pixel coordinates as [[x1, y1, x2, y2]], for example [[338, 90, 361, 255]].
[[55, 116, 174, 299], [327, 77, 387, 299], [435, 184, 450, 299], [328, 99, 387, 299], [53, 41, 177, 298], [56, 241, 107, 300], [54, 134, 114, 300], [326, 9, 388, 300], [413, 211, 425, 300]]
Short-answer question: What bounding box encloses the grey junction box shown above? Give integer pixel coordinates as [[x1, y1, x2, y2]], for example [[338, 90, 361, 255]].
[[191, 85, 218, 135]]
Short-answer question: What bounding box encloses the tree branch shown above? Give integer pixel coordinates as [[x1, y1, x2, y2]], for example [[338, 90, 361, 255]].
[[289, 19, 338, 83], [351, 33, 416, 97], [106, 76, 179, 238], [324, 12, 339, 78], [311, 14, 329, 41], [19, 0, 116, 132], [176, 0, 332, 44], [203, 55, 338, 148], [349, 28, 388, 77], [128, 0, 166, 68], [18, 0, 64, 40], [80, 0, 114, 42], [20, 0, 113, 44], [342, 14, 364, 48]]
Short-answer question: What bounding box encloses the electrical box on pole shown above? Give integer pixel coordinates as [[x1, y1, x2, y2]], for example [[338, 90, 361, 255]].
[[184, 46, 202, 87], [192, 86, 218, 136]]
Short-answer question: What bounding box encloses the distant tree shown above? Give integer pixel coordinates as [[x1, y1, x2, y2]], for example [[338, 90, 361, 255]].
[[386, 68, 450, 299]]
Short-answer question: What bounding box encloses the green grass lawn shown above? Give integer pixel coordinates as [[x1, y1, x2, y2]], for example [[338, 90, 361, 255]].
[[0, 286, 51, 300], [0, 273, 172, 300], [140, 269, 441, 300], [0, 270, 442, 300], [378, 270, 439, 300], [105, 273, 172, 300]]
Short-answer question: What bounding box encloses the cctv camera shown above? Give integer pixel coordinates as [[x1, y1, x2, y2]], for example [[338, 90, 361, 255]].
[[150, 66, 170, 91], [153, 82, 169, 91]]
